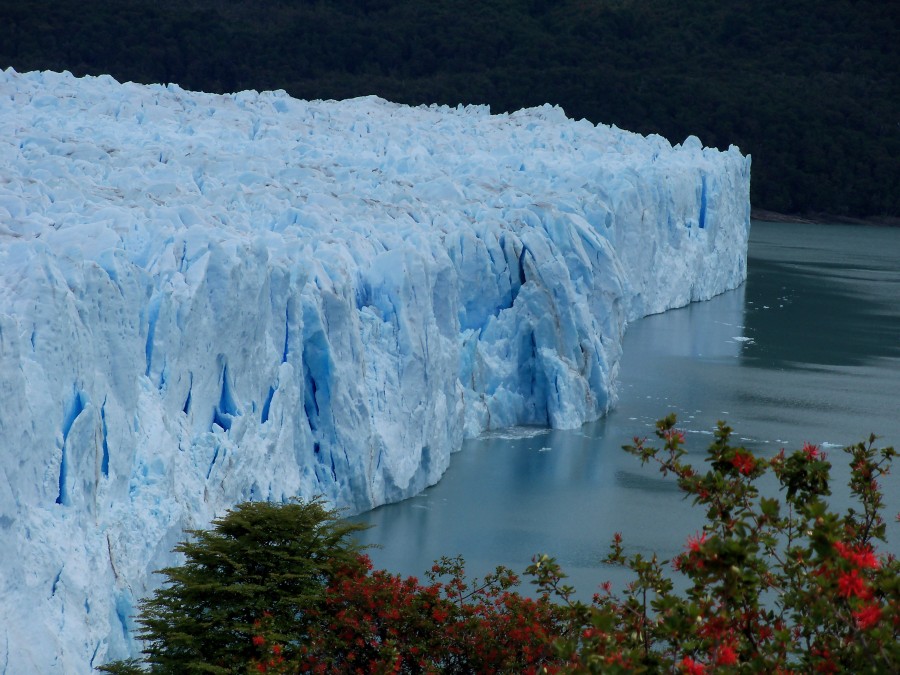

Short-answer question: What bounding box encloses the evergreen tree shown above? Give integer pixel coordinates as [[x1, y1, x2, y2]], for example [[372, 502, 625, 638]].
[[99, 498, 367, 674]]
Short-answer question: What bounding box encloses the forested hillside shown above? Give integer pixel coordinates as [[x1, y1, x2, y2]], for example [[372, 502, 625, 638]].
[[2, 0, 897, 218]]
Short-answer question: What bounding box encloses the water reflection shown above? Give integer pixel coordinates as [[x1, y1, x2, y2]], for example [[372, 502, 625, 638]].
[[742, 223, 900, 368]]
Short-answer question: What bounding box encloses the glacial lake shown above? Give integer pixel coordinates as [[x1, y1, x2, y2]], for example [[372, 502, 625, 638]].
[[351, 220, 900, 595]]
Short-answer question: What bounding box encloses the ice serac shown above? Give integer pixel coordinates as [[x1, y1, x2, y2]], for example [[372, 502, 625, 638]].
[[0, 69, 750, 672]]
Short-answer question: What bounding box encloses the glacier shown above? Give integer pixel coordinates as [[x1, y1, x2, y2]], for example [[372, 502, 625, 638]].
[[0, 68, 750, 673]]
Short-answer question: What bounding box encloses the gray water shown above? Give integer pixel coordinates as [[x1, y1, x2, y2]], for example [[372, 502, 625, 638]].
[[351, 221, 900, 595]]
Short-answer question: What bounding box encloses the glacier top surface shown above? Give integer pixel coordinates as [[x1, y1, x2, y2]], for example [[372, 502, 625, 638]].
[[0, 68, 737, 274]]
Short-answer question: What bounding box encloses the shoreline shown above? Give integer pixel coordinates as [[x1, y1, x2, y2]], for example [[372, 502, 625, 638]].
[[751, 207, 900, 227]]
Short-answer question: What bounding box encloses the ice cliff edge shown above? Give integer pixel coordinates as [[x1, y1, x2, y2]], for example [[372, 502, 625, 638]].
[[0, 69, 750, 672]]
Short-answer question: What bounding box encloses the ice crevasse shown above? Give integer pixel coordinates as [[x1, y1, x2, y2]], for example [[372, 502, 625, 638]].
[[0, 68, 750, 672]]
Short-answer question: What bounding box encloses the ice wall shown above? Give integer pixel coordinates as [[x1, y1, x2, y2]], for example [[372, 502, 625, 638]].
[[0, 69, 750, 672]]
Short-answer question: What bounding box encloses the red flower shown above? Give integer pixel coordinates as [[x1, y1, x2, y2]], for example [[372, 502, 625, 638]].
[[802, 442, 822, 460], [837, 569, 871, 600], [853, 604, 882, 630], [833, 541, 850, 559], [665, 429, 686, 444], [687, 532, 708, 553], [730, 452, 756, 476], [716, 644, 738, 665], [834, 541, 880, 570], [252, 635, 265, 647], [680, 656, 706, 674], [855, 549, 881, 569]]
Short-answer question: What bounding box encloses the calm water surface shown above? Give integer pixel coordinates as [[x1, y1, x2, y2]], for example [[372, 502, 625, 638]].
[[352, 221, 900, 594]]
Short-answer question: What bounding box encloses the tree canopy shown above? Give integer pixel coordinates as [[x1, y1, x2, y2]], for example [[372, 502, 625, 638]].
[[99, 499, 367, 674]]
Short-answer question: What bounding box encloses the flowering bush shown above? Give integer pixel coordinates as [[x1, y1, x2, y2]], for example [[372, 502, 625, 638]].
[[101, 417, 898, 674], [248, 555, 563, 674], [533, 415, 899, 673]]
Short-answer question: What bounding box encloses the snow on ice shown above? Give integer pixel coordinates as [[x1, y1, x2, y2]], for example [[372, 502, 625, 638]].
[[0, 68, 750, 672]]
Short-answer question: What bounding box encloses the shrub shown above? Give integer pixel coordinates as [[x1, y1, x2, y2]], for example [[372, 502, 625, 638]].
[[251, 554, 563, 674], [102, 417, 899, 673], [532, 415, 899, 673]]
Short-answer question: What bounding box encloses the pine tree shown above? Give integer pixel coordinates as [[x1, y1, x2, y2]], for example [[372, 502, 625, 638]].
[[99, 498, 367, 674]]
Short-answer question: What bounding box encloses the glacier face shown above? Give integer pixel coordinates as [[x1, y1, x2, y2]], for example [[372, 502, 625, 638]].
[[0, 68, 750, 672]]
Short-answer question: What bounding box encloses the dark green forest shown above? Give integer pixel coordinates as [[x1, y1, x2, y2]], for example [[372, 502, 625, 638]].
[[2, 0, 897, 218]]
